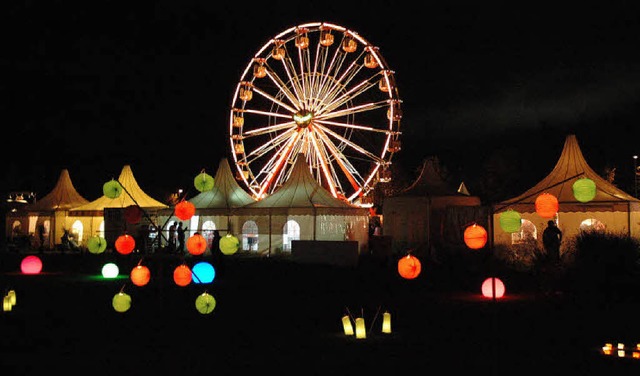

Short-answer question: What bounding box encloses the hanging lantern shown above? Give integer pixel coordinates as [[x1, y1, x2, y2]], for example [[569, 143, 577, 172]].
[[535, 193, 559, 218], [187, 233, 207, 256], [341, 315, 354, 335], [481, 277, 506, 299], [21, 255, 43, 274], [175, 200, 196, 221], [7, 290, 16, 306], [382, 311, 392, 334], [464, 224, 487, 250], [397, 254, 421, 279], [130, 265, 151, 287], [572, 177, 597, 203], [115, 234, 136, 255], [194, 172, 215, 192], [87, 236, 108, 254], [499, 210, 522, 233], [124, 205, 143, 224], [101, 263, 119, 278], [173, 264, 192, 286], [219, 234, 240, 255], [355, 317, 366, 339], [3, 296, 12, 312], [103, 179, 123, 199], [191, 261, 215, 284], [195, 292, 216, 314], [112, 292, 132, 313]]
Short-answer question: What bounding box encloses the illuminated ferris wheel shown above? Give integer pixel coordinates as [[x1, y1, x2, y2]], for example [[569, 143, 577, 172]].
[[229, 22, 402, 205]]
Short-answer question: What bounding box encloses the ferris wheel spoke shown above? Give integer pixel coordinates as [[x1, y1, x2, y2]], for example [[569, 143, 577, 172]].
[[315, 118, 395, 135], [316, 75, 380, 116], [313, 127, 366, 193], [319, 100, 388, 121], [256, 130, 302, 197], [307, 131, 339, 196], [315, 123, 386, 164], [245, 128, 297, 163], [241, 119, 296, 138]]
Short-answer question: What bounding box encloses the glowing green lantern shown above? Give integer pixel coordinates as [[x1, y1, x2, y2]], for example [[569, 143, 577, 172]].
[[195, 292, 216, 314], [103, 179, 123, 199], [194, 171, 215, 192], [219, 234, 240, 255], [499, 210, 522, 233], [87, 236, 108, 254], [112, 292, 131, 313], [572, 177, 596, 203]]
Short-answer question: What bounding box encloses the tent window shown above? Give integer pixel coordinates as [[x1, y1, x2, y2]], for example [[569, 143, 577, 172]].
[[282, 220, 300, 252], [242, 220, 259, 252], [579, 218, 605, 232], [511, 219, 537, 244], [71, 220, 84, 243], [202, 220, 217, 250]]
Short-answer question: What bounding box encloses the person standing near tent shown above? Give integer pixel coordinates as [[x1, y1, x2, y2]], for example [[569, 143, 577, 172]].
[[176, 222, 186, 254], [168, 223, 177, 252], [543, 220, 562, 265]]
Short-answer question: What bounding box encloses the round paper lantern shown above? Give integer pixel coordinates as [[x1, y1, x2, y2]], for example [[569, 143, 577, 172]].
[[175, 200, 196, 221], [124, 205, 143, 224], [130, 265, 151, 286], [464, 224, 487, 250], [535, 193, 559, 219], [187, 233, 207, 256], [87, 236, 108, 254], [397, 254, 421, 279], [101, 263, 119, 278], [499, 210, 521, 233], [103, 179, 123, 199], [112, 292, 132, 313], [115, 234, 136, 255], [194, 172, 215, 192], [572, 177, 597, 203], [481, 277, 506, 299], [219, 234, 240, 255], [21, 255, 43, 274], [191, 261, 215, 284], [195, 292, 216, 314], [173, 264, 192, 286]]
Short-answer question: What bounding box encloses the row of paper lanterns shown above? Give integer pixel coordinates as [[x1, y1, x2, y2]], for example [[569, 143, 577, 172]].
[[341, 310, 392, 338]]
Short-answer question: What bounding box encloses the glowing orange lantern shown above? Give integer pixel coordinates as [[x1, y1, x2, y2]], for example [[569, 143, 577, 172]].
[[130, 265, 151, 286], [175, 200, 196, 221], [124, 205, 143, 224], [21, 255, 43, 274], [464, 224, 487, 249], [481, 277, 505, 299], [397, 254, 421, 279], [115, 234, 136, 255], [173, 264, 192, 286], [187, 233, 207, 256], [535, 193, 559, 218]]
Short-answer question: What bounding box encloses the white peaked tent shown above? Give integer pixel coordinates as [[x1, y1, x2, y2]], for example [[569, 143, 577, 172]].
[[236, 155, 370, 256], [493, 134, 640, 249]]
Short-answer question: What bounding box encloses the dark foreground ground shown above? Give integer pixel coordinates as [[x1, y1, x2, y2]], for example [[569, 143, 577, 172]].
[[1, 251, 639, 375]]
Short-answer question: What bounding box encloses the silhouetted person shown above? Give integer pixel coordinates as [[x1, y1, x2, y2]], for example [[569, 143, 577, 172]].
[[168, 223, 177, 252], [543, 220, 562, 265], [176, 222, 186, 254], [211, 230, 224, 276], [37, 224, 45, 253]]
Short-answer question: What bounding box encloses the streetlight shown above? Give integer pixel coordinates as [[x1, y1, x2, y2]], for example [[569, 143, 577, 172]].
[[634, 155, 638, 198]]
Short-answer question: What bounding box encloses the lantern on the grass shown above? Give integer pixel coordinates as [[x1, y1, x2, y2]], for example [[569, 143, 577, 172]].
[[481, 277, 505, 299], [101, 263, 119, 278], [187, 233, 207, 256], [191, 261, 215, 284], [341, 315, 354, 335], [173, 264, 192, 286], [103, 179, 123, 199], [572, 177, 597, 203], [355, 317, 366, 339], [130, 265, 151, 286], [3, 296, 12, 312], [382, 311, 392, 334], [499, 210, 521, 233], [124, 205, 143, 224], [112, 292, 131, 313], [195, 292, 216, 314], [87, 236, 107, 254], [194, 171, 215, 192], [464, 224, 487, 250], [397, 254, 421, 279], [21, 255, 42, 274], [7, 290, 16, 306], [175, 200, 196, 221], [535, 193, 559, 218], [219, 234, 240, 255], [115, 234, 136, 255]]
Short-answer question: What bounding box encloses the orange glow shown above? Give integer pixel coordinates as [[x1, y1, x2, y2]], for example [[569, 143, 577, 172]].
[[397, 254, 421, 279], [464, 224, 487, 249], [130, 265, 151, 287], [535, 193, 559, 218]]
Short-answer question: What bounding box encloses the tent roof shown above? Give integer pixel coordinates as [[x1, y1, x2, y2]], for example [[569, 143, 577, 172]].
[[27, 169, 90, 212], [189, 158, 256, 209], [70, 165, 168, 211], [498, 134, 639, 209], [397, 156, 473, 197]]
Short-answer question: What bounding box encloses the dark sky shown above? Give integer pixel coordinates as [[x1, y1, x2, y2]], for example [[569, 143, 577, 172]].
[[3, 1, 640, 203]]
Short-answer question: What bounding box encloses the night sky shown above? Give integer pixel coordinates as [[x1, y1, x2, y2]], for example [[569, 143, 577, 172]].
[[3, 1, 640, 204]]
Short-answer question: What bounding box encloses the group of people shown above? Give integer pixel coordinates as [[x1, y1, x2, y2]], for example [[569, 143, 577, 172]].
[[168, 222, 186, 254]]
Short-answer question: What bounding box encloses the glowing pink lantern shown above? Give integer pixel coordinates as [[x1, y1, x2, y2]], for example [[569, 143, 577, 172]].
[[481, 277, 505, 299], [21, 255, 43, 274]]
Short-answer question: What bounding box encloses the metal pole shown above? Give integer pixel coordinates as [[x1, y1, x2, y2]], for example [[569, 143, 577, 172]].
[[634, 155, 638, 198]]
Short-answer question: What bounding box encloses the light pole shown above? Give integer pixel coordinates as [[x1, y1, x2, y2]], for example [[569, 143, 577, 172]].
[[634, 155, 638, 198]]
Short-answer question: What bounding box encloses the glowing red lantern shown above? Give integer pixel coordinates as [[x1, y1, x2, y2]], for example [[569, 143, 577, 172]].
[[115, 234, 136, 255], [175, 200, 196, 221], [481, 277, 505, 299], [535, 193, 559, 219], [124, 205, 143, 224], [464, 224, 487, 250], [397, 254, 421, 279], [187, 233, 207, 256], [130, 265, 151, 286], [173, 264, 192, 286], [21, 255, 43, 274]]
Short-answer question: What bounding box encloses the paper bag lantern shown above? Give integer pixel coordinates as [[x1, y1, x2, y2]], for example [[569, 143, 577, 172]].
[[7, 290, 16, 306], [87, 236, 108, 254], [115, 234, 136, 255], [103, 179, 123, 199], [535, 193, 559, 218], [572, 178, 596, 203], [464, 224, 487, 249], [3, 296, 12, 312], [499, 210, 521, 233], [397, 254, 421, 279], [124, 205, 143, 224], [101, 263, 119, 278], [219, 234, 240, 255], [130, 265, 151, 286], [187, 233, 207, 256], [382, 311, 392, 334], [112, 292, 132, 313], [21, 255, 43, 274], [194, 172, 215, 192], [191, 262, 215, 284], [175, 201, 196, 221], [342, 315, 354, 335], [481, 277, 505, 299], [355, 317, 366, 339], [173, 264, 192, 286], [195, 292, 216, 314]]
